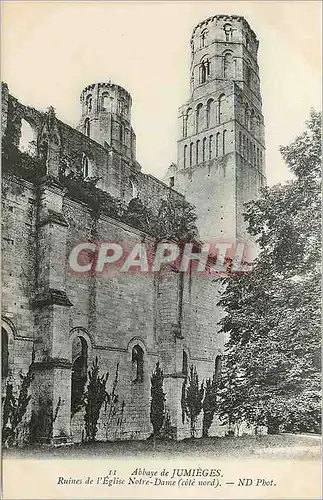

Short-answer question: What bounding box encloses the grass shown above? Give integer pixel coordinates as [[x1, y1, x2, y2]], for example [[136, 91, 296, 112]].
[[3, 433, 321, 460]]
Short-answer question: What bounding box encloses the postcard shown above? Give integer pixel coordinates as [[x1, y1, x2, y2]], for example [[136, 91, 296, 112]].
[[1, 1, 321, 499]]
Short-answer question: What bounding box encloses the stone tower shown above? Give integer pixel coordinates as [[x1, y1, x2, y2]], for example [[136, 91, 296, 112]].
[[78, 82, 137, 163], [168, 15, 266, 254]]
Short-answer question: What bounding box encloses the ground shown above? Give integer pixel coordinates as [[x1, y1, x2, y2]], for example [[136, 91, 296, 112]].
[[3, 434, 321, 460]]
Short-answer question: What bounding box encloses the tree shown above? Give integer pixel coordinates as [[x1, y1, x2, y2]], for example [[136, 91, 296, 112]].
[[218, 110, 321, 434], [202, 369, 219, 437], [2, 360, 34, 446], [182, 365, 204, 437], [150, 362, 166, 437], [84, 357, 109, 442]]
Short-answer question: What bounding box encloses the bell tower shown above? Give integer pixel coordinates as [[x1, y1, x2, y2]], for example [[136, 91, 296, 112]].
[[168, 15, 266, 252], [78, 82, 136, 162]]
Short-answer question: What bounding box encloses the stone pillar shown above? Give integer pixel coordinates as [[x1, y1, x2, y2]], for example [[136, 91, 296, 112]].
[[31, 169, 73, 443], [155, 266, 188, 440]]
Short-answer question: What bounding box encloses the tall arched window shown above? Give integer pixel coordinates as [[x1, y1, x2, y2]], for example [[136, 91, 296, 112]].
[[239, 131, 242, 152], [19, 119, 36, 154], [189, 142, 194, 166], [186, 108, 193, 136], [224, 23, 232, 42], [245, 104, 251, 130], [102, 94, 109, 110], [82, 154, 89, 178], [200, 30, 208, 48], [243, 135, 246, 157], [246, 64, 252, 87], [223, 52, 233, 79], [256, 147, 260, 167], [216, 132, 220, 157], [206, 99, 215, 128], [196, 140, 200, 164], [209, 135, 213, 159], [223, 130, 227, 155], [253, 144, 256, 166], [196, 103, 204, 133], [132, 345, 144, 383], [71, 336, 88, 416], [182, 350, 188, 377], [183, 144, 188, 168], [200, 57, 210, 84], [202, 137, 206, 162], [86, 94, 92, 112], [246, 138, 249, 160], [218, 94, 225, 124], [84, 118, 91, 138], [250, 109, 255, 132], [119, 123, 124, 143], [1, 327, 9, 378]]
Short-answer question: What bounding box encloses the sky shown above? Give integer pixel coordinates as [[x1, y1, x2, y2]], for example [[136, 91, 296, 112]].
[[1, 1, 322, 185]]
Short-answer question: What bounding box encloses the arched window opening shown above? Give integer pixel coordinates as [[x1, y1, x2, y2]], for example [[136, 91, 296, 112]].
[[218, 94, 225, 124], [196, 140, 200, 164], [206, 99, 214, 128], [86, 94, 92, 112], [256, 147, 260, 167], [253, 144, 256, 166], [243, 135, 246, 157], [2, 327, 9, 378], [223, 130, 227, 156], [132, 345, 144, 383], [223, 52, 233, 79], [246, 138, 249, 160], [200, 30, 208, 48], [130, 177, 138, 199], [102, 94, 109, 111], [224, 23, 232, 42], [84, 118, 91, 138], [182, 350, 188, 377], [246, 65, 252, 87], [202, 137, 206, 162], [215, 355, 222, 378], [239, 131, 242, 152], [245, 105, 251, 130], [216, 132, 220, 157], [189, 142, 194, 166], [246, 35, 250, 51], [19, 119, 36, 155], [209, 135, 213, 159], [186, 108, 193, 136], [71, 336, 88, 415], [82, 154, 89, 178], [196, 103, 204, 133], [250, 109, 255, 132], [200, 57, 210, 84], [260, 151, 263, 167], [183, 145, 188, 168]]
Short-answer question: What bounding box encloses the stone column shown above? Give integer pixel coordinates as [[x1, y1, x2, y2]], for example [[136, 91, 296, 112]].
[[31, 132, 73, 443]]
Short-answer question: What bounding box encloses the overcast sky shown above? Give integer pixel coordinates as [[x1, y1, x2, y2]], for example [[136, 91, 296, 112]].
[[2, 1, 322, 185]]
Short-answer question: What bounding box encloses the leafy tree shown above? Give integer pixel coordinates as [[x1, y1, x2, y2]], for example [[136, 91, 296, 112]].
[[2, 360, 34, 446], [150, 362, 166, 437], [182, 365, 204, 437], [84, 357, 109, 442], [202, 370, 219, 437], [218, 110, 321, 434]]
